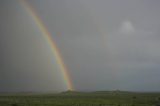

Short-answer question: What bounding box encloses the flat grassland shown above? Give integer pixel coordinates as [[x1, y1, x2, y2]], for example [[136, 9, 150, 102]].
[[0, 91, 160, 106]]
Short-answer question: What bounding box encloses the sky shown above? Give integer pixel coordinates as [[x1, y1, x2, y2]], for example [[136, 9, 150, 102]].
[[0, 0, 160, 92]]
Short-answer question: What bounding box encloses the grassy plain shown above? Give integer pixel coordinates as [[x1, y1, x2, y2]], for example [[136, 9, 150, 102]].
[[0, 91, 160, 106]]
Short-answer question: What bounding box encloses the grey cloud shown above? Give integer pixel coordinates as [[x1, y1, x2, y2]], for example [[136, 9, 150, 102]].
[[1, 0, 160, 92]]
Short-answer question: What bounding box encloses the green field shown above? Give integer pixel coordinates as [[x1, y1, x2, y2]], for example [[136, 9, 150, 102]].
[[0, 91, 160, 106]]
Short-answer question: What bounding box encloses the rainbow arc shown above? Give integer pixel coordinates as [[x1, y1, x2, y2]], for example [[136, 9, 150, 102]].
[[19, 0, 74, 91]]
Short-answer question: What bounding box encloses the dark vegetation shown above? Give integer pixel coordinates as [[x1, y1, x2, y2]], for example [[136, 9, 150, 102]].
[[0, 91, 160, 106]]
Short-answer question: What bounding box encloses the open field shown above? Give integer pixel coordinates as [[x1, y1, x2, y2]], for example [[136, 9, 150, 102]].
[[0, 91, 160, 106]]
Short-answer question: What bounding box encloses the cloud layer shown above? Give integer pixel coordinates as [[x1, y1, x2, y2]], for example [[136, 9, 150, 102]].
[[0, 0, 160, 92]]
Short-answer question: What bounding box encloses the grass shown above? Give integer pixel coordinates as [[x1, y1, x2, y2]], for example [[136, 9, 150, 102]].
[[0, 91, 160, 106]]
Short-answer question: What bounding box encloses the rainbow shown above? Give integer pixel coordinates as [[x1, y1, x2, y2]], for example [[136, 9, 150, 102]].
[[19, 0, 74, 90]]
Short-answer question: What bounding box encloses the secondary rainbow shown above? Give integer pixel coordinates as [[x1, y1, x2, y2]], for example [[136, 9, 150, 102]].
[[19, 0, 74, 90]]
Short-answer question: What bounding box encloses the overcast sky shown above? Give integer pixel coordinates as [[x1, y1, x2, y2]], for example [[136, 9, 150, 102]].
[[0, 0, 160, 92]]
